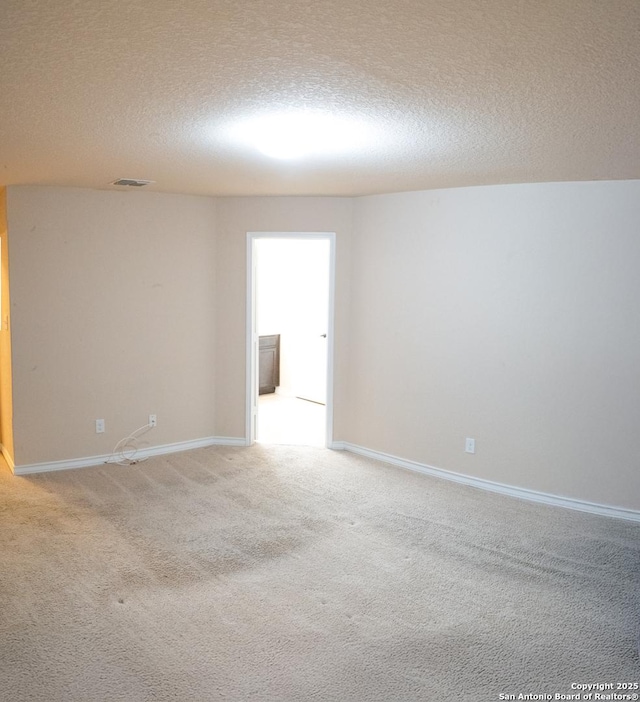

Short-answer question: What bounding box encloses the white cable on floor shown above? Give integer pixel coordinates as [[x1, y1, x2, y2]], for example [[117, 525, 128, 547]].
[[105, 422, 154, 466]]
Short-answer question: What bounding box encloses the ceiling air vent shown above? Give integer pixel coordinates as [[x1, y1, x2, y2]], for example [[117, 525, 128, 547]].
[[111, 178, 155, 187]]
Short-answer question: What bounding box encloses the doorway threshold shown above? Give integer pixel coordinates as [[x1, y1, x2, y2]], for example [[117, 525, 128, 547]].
[[257, 394, 325, 447]]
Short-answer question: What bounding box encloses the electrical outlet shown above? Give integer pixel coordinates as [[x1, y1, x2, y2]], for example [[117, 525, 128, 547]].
[[96, 419, 105, 434], [465, 437, 475, 454], [149, 414, 157, 428]]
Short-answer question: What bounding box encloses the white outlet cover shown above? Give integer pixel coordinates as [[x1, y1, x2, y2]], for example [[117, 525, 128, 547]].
[[465, 438, 475, 454]]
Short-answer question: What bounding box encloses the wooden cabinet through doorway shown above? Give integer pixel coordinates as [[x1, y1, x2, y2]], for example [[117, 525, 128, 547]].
[[259, 334, 280, 394]]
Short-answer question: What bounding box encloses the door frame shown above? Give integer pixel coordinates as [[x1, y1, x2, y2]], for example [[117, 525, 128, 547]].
[[245, 231, 336, 447]]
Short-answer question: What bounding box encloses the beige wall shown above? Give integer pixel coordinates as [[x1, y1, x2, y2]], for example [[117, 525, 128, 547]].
[[7, 186, 217, 465], [348, 181, 640, 510], [5, 182, 640, 512], [214, 197, 353, 439], [0, 188, 14, 465]]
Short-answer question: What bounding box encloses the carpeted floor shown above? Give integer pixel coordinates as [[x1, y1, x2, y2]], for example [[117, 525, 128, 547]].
[[1, 444, 638, 701]]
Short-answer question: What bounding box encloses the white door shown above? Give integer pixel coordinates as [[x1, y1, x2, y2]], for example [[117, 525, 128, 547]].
[[247, 233, 335, 446], [295, 332, 327, 404]]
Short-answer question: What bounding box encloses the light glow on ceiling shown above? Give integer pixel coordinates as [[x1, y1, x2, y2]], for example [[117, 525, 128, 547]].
[[228, 111, 378, 160]]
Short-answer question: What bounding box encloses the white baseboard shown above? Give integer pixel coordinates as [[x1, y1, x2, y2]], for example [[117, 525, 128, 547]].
[[14, 435, 639, 522], [13, 436, 246, 476], [1, 443, 15, 473], [334, 442, 640, 523]]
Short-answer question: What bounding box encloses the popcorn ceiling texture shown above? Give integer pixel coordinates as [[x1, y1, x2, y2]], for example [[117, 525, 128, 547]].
[[1, 0, 639, 195], [0, 444, 638, 700]]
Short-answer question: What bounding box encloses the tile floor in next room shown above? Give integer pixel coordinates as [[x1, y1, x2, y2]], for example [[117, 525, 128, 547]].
[[257, 393, 326, 447]]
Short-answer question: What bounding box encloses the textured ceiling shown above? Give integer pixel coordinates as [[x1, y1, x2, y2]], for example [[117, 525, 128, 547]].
[[1, 0, 639, 196]]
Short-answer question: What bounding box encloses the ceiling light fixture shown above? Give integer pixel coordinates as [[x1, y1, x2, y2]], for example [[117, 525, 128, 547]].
[[228, 111, 377, 161]]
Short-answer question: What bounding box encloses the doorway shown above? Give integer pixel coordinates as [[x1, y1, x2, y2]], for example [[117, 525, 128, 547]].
[[246, 233, 335, 447]]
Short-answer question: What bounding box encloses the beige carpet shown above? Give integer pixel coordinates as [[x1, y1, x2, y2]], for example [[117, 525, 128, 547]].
[[0, 445, 638, 701]]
